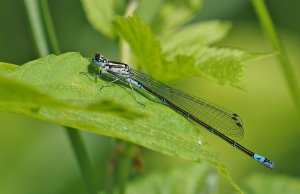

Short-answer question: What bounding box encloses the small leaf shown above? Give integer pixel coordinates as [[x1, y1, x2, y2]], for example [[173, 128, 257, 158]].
[[244, 173, 300, 194], [125, 163, 217, 194], [81, 0, 125, 39]]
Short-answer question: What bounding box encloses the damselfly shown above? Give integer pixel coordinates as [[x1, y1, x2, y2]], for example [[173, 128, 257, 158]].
[[88, 53, 275, 168]]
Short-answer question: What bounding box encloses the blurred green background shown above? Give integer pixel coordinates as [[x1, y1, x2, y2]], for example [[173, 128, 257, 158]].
[[0, 0, 299, 194]]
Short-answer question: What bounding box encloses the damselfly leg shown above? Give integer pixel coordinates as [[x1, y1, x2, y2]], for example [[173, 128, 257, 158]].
[[127, 82, 145, 106], [80, 71, 145, 106]]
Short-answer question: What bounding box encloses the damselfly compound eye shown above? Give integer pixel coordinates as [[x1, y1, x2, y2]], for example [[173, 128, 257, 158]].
[[94, 53, 101, 62]]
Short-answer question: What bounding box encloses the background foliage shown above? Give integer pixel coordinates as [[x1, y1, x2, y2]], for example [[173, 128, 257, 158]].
[[0, 0, 299, 194]]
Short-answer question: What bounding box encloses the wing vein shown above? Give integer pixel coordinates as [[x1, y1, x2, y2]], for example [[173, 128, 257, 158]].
[[130, 69, 244, 138]]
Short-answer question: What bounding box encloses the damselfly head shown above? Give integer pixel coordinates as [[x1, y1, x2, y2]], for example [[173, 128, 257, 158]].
[[92, 53, 108, 66]]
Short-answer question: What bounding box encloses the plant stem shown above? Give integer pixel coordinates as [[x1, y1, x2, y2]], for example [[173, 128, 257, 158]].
[[66, 128, 97, 194], [251, 0, 300, 114], [39, 0, 61, 54], [24, 0, 49, 56], [24, 1, 98, 193], [116, 142, 132, 194]]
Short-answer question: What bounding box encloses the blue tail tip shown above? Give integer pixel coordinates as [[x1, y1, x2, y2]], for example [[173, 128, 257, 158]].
[[254, 153, 275, 169]]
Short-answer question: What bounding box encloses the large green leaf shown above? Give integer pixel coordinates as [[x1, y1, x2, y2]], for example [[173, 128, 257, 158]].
[[0, 52, 242, 193], [0, 52, 210, 161]]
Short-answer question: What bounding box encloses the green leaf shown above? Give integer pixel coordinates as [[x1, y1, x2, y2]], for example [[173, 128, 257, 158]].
[[125, 163, 217, 194], [137, 0, 164, 24], [161, 21, 232, 54], [244, 173, 300, 194], [0, 73, 65, 112], [0, 73, 137, 118], [1, 53, 212, 163], [0, 53, 242, 192], [81, 0, 125, 39], [113, 13, 268, 89], [0, 62, 18, 73], [0, 56, 143, 120], [158, 21, 253, 88], [193, 47, 260, 89], [113, 12, 164, 75], [163, 47, 263, 89], [151, 0, 203, 34]]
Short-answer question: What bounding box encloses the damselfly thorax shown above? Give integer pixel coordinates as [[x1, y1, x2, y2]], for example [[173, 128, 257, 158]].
[[103, 61, 131, 79]]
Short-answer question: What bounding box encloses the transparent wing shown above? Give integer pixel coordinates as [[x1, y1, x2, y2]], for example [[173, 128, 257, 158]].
[[130, 69, 244, 138]]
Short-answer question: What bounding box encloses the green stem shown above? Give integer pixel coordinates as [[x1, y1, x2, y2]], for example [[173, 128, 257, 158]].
[[66, 128, 98, 194], [24, 0, 49, 56], [116, 142, 132, 194], [251, 0, 300, 114], [39, 0, 61, 54], [24, 1, 98, 193]]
